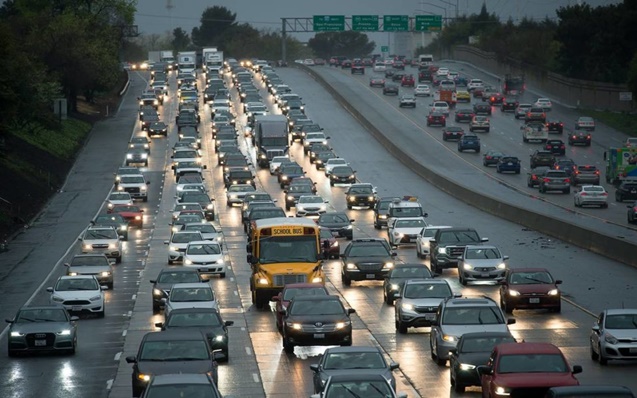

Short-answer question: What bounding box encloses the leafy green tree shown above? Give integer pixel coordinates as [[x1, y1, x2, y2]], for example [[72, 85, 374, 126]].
[[171, 27, 191, 52], [308, 31, 375, 59], [627, 52, 637, 100], [191, 6, 236, 48]]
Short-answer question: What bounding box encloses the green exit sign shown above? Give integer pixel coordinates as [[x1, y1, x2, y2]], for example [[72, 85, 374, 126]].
[[415, 15, 443, 31], [381, 46, 389, 52], [352, 15, 379, 31], [383, 15, 409, 32], [313, 15, 345, 31]]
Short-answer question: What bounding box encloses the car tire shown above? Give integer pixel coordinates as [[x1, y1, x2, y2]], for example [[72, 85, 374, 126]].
[[283, 336, 294, 353], [496, 168, 501, 173], [616, 194, 622, 202], [219, 272, 226, 278], [374, 223, 380, 230], [285, 204, 290, 210], [397, 321, 408, 334], [458, 147, 463, 152], [563, 188, 570, 194], [347, 205, 352, 210], [108, 282, 114, 290], [574, 199, 579, 207], [152, 303, 160, 314], [476, 148, 480, 153], [598, 345, 608, 365], [330, 181, 334, 186], [385, 291, 394, 305], [442, 136, 447, 141], [168, 259, 174, 265], [459, 273, 467, 286], [143, 197, 148, 202], [590, 343, 599, 360], [454, 382, 466, 394], [342, 273, 352, 286], [502, 299, 513, 314], [98, 309, 105, 318], [551, 303, 561, 313], [116, 256, 122, 264]]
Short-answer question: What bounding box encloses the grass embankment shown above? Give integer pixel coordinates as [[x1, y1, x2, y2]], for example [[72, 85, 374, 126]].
[[580, 109, 637, 136]]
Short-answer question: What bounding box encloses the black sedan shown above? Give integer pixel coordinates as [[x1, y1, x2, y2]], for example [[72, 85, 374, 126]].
[[317, 212, 355, 240], [147, 121, 168, 137], [284, 183, 314, 210], [482, 150, 505, 167], [500, 98, 519, 112], [454, 109, 475, 123], [473, 103, 492, 115], [310, 346, 400, 393], [280, 295, 355, 353], [340, 238, 397, 285], [149, 268, 202, 313], [382, 263, 433, 305], [345, 183, 377, 209], [91, 213, 129, 240], [329, 165, 357, 185], [7, 306, 78, 356], [442, 126, 464, 141], [126, 330, 221, 397], [382, 84, 399, 95], [545, 139, 566, 155], [449, 332, 516, 393], [155, 308, 234, 361]]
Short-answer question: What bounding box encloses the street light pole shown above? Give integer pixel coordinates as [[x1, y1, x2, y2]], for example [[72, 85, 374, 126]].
[[438, 0, 458, 19]]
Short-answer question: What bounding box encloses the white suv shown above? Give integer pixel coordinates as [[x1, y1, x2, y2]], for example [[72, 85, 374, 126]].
[[431, 101, 450, 116], [80, 226, 122, 263]]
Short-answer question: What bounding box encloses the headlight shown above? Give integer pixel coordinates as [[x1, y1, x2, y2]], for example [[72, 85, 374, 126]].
[[346, 263, 356, 270], [57, 329, 72, 336], [379, 215, 387, 219], [605, 333, 618, 345], [68, 272, 78, 276], [141, 153, 148, 159], [497, 262, 506, 269], [83, 244, 91, 250], [214, 335, 225, 342], [184, 259, 193, 265], [495, 386, 511, 396], [141, 186, 147, 191], [442, 335, 457, 342], [334, 321, 350, 329], [171, 227, 179, 233], [101, 271, 111, 277], [383, 262, 394, 269], [52, 295, 64, 302], [126, 154, 132, 159], [401, 303, 414, 311], [153, 288, 163, 296], [89, 295, 102, 301], [207, 204, 214, 210], [108, 243, 117, 249], [548, 289, 560, 296], [287, 195, 293, 200], [117, 185, 124, 191], [258, 278, 268, 285], [288, 322, 302, 330], [463, 263, 473, 270], [438, 248, 446, 254], [135, 216, 141, 220], [348, 196, 356, 202], [10, 331, 24, 337], [368, 196, 374, 201], [459, 363, 476, 371], [391, 284, 399, 290], [137, 373, 151, 382], [311, 277, 322, 283], [120, 225, 127, 231], [169, 246, 179, 251], [508, 290, 520, 296]]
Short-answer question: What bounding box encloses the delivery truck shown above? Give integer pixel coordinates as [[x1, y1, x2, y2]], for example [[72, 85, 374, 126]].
[[177, 51, 197, 76], [604, 147, 637, 184], [254, 115, 289, 168]]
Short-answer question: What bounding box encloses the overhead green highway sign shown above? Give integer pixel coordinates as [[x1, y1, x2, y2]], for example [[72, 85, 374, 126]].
[[415, 15, 443, 31], [383, 15, 409, 32], [313, 15, 345, 31], [352, 15, 379, 31]]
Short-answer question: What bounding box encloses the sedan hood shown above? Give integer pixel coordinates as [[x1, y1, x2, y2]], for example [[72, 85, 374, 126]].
[[12, 322, 73, 334], [54, 290, 102, 300], [463, 259, 504, 268], [495, 372, 578, 388], [351, 256, 393, 264], [512, 284, 555, 295], [319, 221, 350, 229], [606, 329, 637, 340], [67, 265, 111, 275], [402, 297, 445, 308], [320, 368, 391, 381], [138, 360, 214, 376], [287, 314, 347, 324], [184, 254, 223, 263], [456, 352, 491, 367], [392, 227, 424, 235]]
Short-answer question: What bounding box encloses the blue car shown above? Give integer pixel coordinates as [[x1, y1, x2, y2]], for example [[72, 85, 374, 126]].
[[457, 133, 481, 153], [496, 156, 521, 174]]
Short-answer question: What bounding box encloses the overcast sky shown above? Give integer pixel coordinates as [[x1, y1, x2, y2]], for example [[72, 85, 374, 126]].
[[135, 0, 619, 45]]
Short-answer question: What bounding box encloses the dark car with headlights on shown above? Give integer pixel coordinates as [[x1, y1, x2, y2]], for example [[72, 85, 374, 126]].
[[278, 163, 305, 188], [310, 346, 400, 393], [442, 126, 464, 141], [314, 150, 337, 170], [457, 133, 481, 153], [91, 213, 129, 240], [147, 121, 168, 137], [345, 183, 377, 209], [272, 283, 329, 331], [329, 165, 357, 185], [499, 267, 562, 313], [383, 263, 433, 305], [284, 183, 314, 210], [373, 196, 399, 229], [149, 268, 202, 313], [280, 295, 355, 353], [340, 238, 397, 286], [449, 332, 517, 393], [140, 373, 222, 398], [383, 84, 399, 95], [155, 308, 234, 361], [496, 156, 521, 174], [454, 108, 475, 123], [545, 139, 566, 155], [317, 211, 355, 240], [7, 305, 78, 356], [126, 330, 221, 397]]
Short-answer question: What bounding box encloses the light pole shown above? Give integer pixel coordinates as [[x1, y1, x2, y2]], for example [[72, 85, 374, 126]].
[[438, 0, 459, 19], [420, 2, 448, 59]]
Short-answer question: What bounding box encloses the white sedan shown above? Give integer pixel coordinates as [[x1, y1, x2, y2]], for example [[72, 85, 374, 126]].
[[388, 217, 428, 246], [574, 185, 608, 208], [324, 158, 349, 176], [269, 155, 291, 175], [416, 225, 452, 258], [534, 97, 553, 111], [414, 84, 431, 97], [295, 195, 329, 218], [373, 63, 387, 72], [226, 184, 256, 206], [164, 283, 219, 318], [436, 67, 449, 76], [106, 192, 133, 209], [183, 240, 226, 278], [47, 275, 106, 317]]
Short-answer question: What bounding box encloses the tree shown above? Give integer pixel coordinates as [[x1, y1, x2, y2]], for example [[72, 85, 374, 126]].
[[627, 52, 637, 100], [191, 6, 236, 48], [308, 31, 375, 59], [171, 27, 191, 52]]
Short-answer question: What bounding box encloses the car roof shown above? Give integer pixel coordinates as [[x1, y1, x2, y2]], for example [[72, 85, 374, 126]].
[[291, 295, 340, 302], [464, 245, 498, 250], [460, 331, 514, 340], [605, 308, 637, 316], [158, 267, 200, 274], [496, 342, 562, 355], [18, 305, 70, 311], [283, 283, 326, 289], [166, 307, 220, 316], [405, 279, 449, 285], [254, 217, 317, 228], [444, 297, 497, 307]]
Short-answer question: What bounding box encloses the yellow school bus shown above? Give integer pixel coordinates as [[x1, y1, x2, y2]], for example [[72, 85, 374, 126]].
[[248, 217, 324, 309]]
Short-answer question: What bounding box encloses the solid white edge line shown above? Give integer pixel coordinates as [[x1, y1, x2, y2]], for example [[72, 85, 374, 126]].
[[106, 379, 114, 390], [252, 373, 259, 383], [114, 352, 122, 361]]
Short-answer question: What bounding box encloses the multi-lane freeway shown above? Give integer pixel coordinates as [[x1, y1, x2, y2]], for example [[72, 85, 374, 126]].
[[0, 58, 636, 398]]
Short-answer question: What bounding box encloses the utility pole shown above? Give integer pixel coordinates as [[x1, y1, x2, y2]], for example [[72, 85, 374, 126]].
[[281, 18, 287, 64]]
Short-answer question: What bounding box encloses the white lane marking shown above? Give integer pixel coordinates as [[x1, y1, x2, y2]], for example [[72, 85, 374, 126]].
[[106, 379, 114, 390], [122, 330, 128, 337], [131, 294, 137, 300], [127, 310, 133, 317], [241, 327, 246, 331], [245, 346, 252, 355], [252, 373, 260, 383], [233, 290, 238, 296], [114, 352, 121, 361]]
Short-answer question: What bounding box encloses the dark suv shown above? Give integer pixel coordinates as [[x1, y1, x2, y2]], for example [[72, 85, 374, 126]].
[[374, 197, 401, 229], [429, 228, 488, 274], [530, 150, 556, 168], [340, 238, 397, 286], [457, 133, 481, 153], [615, 179, 637, 202]]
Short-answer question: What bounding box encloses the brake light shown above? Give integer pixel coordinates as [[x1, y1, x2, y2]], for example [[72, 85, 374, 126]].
[[542, 178, 550, 183], [532, 175, 538, 180], [561, 145, 565, 149], [574, 171, 580, 174], [601, 192, 608, 196], [595, 170, 600, 175], [587, 135, 591, 139], [560, 123, 564, 126], [572, 135, 577, 139], [634, 207, 637, 211], [580, 192, 588, 196], [441, 116, 446, 120], [486, 156, 492, 159], [564, 178, 570, 184]]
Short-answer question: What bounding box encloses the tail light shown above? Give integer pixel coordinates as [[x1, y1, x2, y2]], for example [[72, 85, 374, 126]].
[[564, 178, 570, 184], [532, 175, 538, 180], [560, 123, 564, 126], [486, 156, 492, 159], [580, 192, 588, 196], [587, 135, 591, 139], [572, 135, 577, 139], [601, 192, 608, 196], [542, 178, 551, 183], [441, 116, 446, 120], [634, 207, 637, 212], [595, 170, 600, 175], [574, 170, 580, 175], [561, 145, 565, 149]]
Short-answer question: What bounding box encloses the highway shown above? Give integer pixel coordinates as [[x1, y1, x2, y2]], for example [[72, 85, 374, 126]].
[[0, 59, 635, 398]]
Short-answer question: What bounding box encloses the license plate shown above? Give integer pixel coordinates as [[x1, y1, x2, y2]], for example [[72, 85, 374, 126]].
[[424, 313, 436, 320], [507, 162, 513, 166], [481, 273, 490, 277], [71, 306, 81, 312], [313, 334, 325, 339], [35, 340, 47, 346], [529, 298, 540, 304], [366, 274, 376, 279], [632, 190, 636, 194]]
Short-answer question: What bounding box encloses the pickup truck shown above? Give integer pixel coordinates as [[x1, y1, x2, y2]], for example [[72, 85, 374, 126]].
[[522, 122, 548, 143], [429, 227, 488, 274]]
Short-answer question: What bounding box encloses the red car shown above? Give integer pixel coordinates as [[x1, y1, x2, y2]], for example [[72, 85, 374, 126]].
[[479, 342, 581, 397], [499, 268, 562, 313], [319, 228, 339, 259], [271, 283, 329, 331], [401, 74, 415, 87], [108, 204, 144, 228]]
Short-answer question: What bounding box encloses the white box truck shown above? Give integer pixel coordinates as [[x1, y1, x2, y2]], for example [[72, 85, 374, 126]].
[[160, 50, 175, 71], [177, 51, 197, 76]]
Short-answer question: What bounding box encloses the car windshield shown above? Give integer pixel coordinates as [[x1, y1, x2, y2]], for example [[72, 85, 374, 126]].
[[497, 354, 567, 373], [85, 229, 118, 240], [290, 299, 344, 316], [139, 340, 209, 361], [282, 287, 328, 301], [465, 248, 501, 259], [120, 176, 144, 184], [328, 159, 347, 166], [174, 204, 202, 212], [325, 381, 392, 398], [167, 312, 222, 327], [460, 335, 516, 353], [583, 186, 605, 193], [185, 224, 217, 234], [229, 185, 255, 193], [251, 209, 285, 219], [282, 166, 303, 174], [16, 308, 68, 323], [187, 243, 221, 255], [174, 151, 198, 159], [391, 267, 431, 278], [605, 314, 637, 329], [288, 185, 312, 193], [300, 196, 324, 204], [172, 233, 203, 243], [182, 194, 209, 203], [438, 231, 480, 244], [332, 166, 354, 174], [395, 219, 426, 228], [320, 213, 349, 223], [94, 214, 125, 224], [230, 171, 252, 179], [157, 272, 200, 284], [145, 385, 218, 398], [442, 307, 504, 325], [70, 256, 108, 266], [324, 352, 385, 370], [403, 283, 451, 299], [390, 207, 422, 217], [509, 271, 553, 285], [258, 236, 318, 263], [109, 193, 131, 201], [348, 244, 388, 257], [56, 278, 99, 291], [176, 215, 203, 224], [170, 287, 214, 302], [349, 187, 372, 194]]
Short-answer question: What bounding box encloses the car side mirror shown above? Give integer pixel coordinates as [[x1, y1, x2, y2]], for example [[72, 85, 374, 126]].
[[146, 181, 150, 185], [449, 348, 458, 356], [507, 318, 516, 325], [309, 364, 319, 372], [212, 350, 224, 361], [481, 237, 489, 242], [63, 263, 70, 267], [389, 362, 400, 370], [397, 393, 408, 398], [572, 365, 583, 374], [164, 240, 169, 245], [454, 293, 463, 298], [555, 280, 563, 284], [46, 287, 53, 293], [591, 324, 600, 332], [70, 316, 79, 321], [503, 255, 509, 260], [100, 285, 108, 291], [225, 321, 234, 327], [149, 280, 156, 284], [477, 365, 493, 375], [154, 322, 164, 328], [347, 308, 356, 315], [125, 356, 137, 364]]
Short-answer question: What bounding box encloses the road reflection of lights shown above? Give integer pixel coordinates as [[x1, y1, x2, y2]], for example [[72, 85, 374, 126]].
[[294, 345, 334, 360], [60, 362, 75, 390], [9, 363, 23, 383]]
